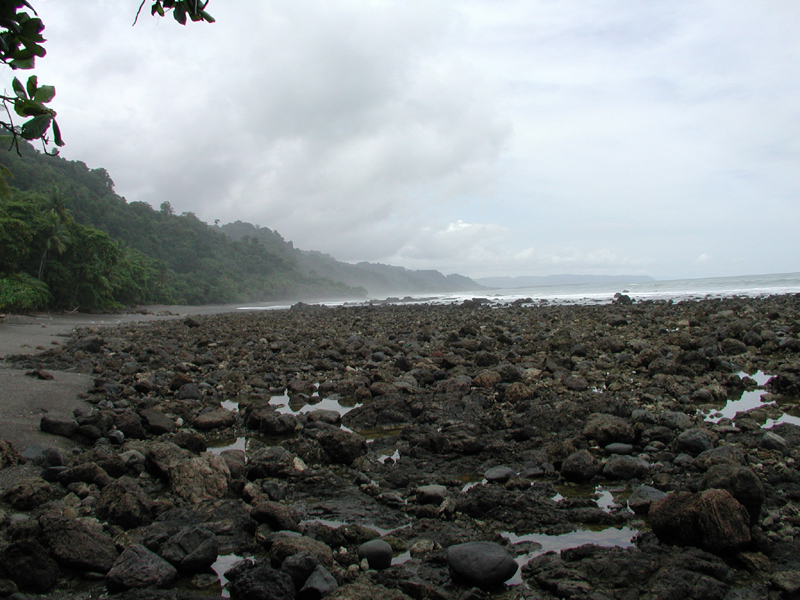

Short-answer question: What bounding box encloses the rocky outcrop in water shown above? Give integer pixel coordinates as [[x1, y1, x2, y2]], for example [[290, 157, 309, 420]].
[[2, 295, 800, 598]]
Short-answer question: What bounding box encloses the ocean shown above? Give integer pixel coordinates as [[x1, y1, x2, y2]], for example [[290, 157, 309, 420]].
[[430, 271, 800, 306], [239, 271, 800, 311]]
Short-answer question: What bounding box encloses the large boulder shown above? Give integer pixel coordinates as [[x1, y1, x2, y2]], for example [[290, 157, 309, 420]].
[[159, 525, 219, 573], [560, 450, 599, 483], [168, 453, 231, 504], [40, 516, 118, 573], [228, 561, 295, 600], [193, 408, 237, 431], [583, 413, 635, 446], [602, 455, 650, 480], [106, 544, 177, 592], [358, 539, 393, 570], [699, 464, 764, 524], [447, 541, 518, 588], [316, 429, 367, 465], [649, 489, 751, 553], [0, 539, 59, 593]]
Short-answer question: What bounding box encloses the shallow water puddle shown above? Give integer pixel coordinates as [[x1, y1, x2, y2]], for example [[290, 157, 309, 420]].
[[211, 553, 254, 598], [378, 449, 401, 464], [554, 483, 629, 512], [221, 400, 240, 412], [704, 371, 800, 427], [207, 436, 246, 455], [270, 390, 362, 416], [501, 526, 638, 586]]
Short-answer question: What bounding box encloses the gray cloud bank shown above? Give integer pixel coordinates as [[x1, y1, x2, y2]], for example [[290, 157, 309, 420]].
[[30, 1, 800, 279]]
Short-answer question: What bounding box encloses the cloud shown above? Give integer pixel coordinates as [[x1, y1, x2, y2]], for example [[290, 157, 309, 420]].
[[27, 1, 800, 281]]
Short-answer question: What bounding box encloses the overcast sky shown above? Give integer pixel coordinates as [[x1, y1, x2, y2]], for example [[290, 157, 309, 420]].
[[26, 1, 800, 280]]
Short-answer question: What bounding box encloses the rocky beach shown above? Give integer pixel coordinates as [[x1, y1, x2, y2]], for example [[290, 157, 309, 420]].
[[1, 294, 800, 599]]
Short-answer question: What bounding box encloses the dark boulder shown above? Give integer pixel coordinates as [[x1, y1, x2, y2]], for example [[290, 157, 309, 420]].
[[446, 541, 518, 588]]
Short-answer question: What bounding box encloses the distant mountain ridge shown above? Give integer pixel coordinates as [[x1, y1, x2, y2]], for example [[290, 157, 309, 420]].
[[217, 221, 483, 297], [476, 274, 655, 289]]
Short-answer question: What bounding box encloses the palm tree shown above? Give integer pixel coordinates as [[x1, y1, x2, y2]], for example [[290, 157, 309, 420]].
[[37, 187, 72, 280]]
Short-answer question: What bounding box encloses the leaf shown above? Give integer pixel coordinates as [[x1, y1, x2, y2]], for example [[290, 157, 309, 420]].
[[33, 84, 55, 104], [52, 119, 64, 146], [9, 56, 34, 69], [173, 3, 187, 24], [200, 10, 215, 23], [12, 77, 27, 99], [25, 74, 37, 98], [20, 114, 51, 140]]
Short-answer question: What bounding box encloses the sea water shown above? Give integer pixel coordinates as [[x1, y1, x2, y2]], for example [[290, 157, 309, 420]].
[[237, 272, 800, 310]]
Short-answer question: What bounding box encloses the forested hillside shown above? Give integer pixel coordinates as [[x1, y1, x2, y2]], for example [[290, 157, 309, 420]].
[[219, 221, 483, 297], [0, 142, 363, 311], [0, 143, 481, 313]]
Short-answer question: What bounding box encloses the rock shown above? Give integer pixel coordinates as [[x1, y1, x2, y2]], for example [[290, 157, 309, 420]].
[[247, 446, 301, 479], [1, 477, 53, 510], [316, 428, 367, 465], [106, 544, 178, 592], [39, 414, 78, 438], [40, 516, 118, 573], [193, 408, 237, 431], [602, 455, 650, 480], [281, 550, 320, 589], [325, 582, 413, 600], [661, 410, 693, 430], [759, 431, 789, 454], [627, 484, 667, 514], [446, 541, 518, 588], [270, 536, 334, 566], [604, 442, 634, 455], [251, 500, 301, 532], [0, 440, 24, 468], [649, 489, 752, 553], [221, 449, 247, 479], [358, 539, 393, 570], [484, 466, 515, 483], [503, 382, 534, 402], [560, 450, 599, 483], [168, 453, 231, 504], [58, 461, 113, 488], [699, 465, 764, 524], [583, 413, 635, 445], [0, 539, 59, 593], [675, 428, 714, 456], [228, 561, 295, 600], [299, 564, 338, 600], [96, 475, 154, 528], [417, 484, 448, 504], [140, 408, 175, 434], [696, 488, 752, 552], [160, 525, 219, 573]]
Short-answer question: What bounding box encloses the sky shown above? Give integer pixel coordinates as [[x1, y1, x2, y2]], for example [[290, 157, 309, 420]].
[[21, 1, 800, 280]]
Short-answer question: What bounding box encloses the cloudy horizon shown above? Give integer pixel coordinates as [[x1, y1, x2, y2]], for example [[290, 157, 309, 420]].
[[26, 1, 800, 281]]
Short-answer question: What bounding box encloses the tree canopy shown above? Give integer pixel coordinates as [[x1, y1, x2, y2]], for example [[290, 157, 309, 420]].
[[0, 1, 214, 167]]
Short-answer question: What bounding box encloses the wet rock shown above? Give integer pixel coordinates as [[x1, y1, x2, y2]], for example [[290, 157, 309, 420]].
[[661, 410, 693, 430], [583, 413, 635, 445], [0, 539, 59, 593], [561, 450, 599, 483], [227, 561, 295, 600], [649, 489, 752, 553], [281, 550, 320, 588], [160, 525, 219, 573], [106, 543, 178, 592], [358, 539, 394, 570], [417, 484, 448, 504], [221, 449, 247, 479], [604, 442, 634, 455], [40, 516, 118, 573], [1, 477, 53, 510], [0, 440, 24, 468], [168, 453, 231, 504], [699, 465, 764, 524], [627, 484, 667, 514], [484, 466, 515, 483], [446, 541, 517, 588], [299, 564, 338, 600], [316, 428, 367, 465], [58, 461, 113, 488], [603, 455, 650, 480], [759, 431, 789, 454], [193, 408, 237, 431], [675, 428, 714, 456], [325, 582, 413, 600], [251, 500, 301, 532], [141, 408, 175, 434], [39, 414, 78, 438], [247, 446, 301, 479], [96, 475, 155, 528], [270, 535, 334, 566]]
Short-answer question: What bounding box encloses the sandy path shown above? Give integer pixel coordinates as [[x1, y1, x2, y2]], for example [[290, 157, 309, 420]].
[[0, 306, 245, 457]]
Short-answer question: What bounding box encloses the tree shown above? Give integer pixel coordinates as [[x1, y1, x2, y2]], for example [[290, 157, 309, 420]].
[[0, 1, 214, 191]]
